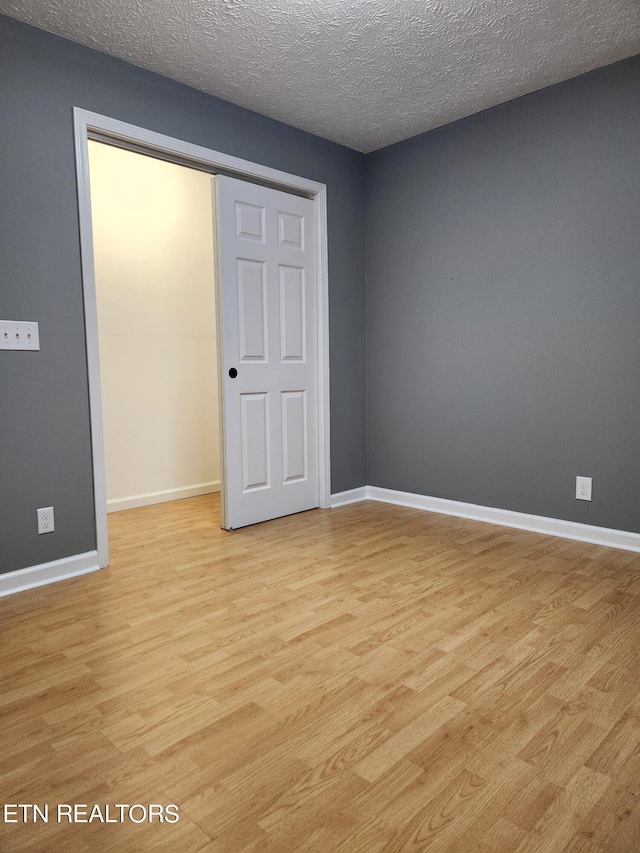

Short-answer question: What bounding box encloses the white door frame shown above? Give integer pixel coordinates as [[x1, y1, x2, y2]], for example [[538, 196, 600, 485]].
[[73, 108, 331, 568]]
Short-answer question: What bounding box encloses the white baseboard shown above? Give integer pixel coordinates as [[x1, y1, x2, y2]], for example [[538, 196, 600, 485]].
[[330, 485, 640, 554], [330, 486, 369, 507], [0, 551, 100, 598], [107, 481, 221, 513], [6, 488, 637, 599]]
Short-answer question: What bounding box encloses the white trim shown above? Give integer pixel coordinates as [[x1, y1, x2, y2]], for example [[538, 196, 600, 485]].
[[331, 486, 640, 553], [330, 487, 369, 507], [78, 110, 326, 195], [0, 552, 100, 598], [74, 114, 109, 567], [316, 187, 331, 509], [73, 108, 331, 565], [107, 481, 221, 513]]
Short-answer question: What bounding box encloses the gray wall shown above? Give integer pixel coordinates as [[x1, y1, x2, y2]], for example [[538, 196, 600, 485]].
[[366, 55, 640, 533], [3, 13, 639, 578], [0, 15, 366, 574]]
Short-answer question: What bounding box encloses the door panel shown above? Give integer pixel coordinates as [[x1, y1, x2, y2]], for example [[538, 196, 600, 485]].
[[215, 175, 318, 529], [278, 211, 305, 248], [235, 201, 266, 242], [240, 392, 270, 491], [279, 266, 305, 361], [237, 259, 267, 361], [282, 390, 307, 483]]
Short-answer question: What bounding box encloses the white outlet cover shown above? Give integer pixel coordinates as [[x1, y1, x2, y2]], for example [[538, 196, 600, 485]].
[[37, 506, 55, 534], [576, 476, 592, 501]]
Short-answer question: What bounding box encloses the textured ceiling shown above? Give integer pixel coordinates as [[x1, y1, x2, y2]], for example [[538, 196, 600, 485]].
[[2, 0, 640, 152]]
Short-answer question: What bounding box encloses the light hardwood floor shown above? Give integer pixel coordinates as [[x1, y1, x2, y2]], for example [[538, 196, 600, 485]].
[[2, 495, 640, 852]]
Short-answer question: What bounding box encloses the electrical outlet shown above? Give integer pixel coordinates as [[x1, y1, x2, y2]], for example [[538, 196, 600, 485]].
[[576, 476, 592, 501], [37, 506, 55, 534]]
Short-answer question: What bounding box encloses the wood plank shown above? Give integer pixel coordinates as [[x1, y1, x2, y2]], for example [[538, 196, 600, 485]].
[[1, 495, 640, 851]]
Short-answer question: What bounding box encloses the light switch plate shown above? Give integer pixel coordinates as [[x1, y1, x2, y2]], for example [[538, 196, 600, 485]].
[[0, 321, 40, 350]]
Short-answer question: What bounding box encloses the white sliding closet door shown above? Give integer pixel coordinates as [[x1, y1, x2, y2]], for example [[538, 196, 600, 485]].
[[214, 175, 318, 529]]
